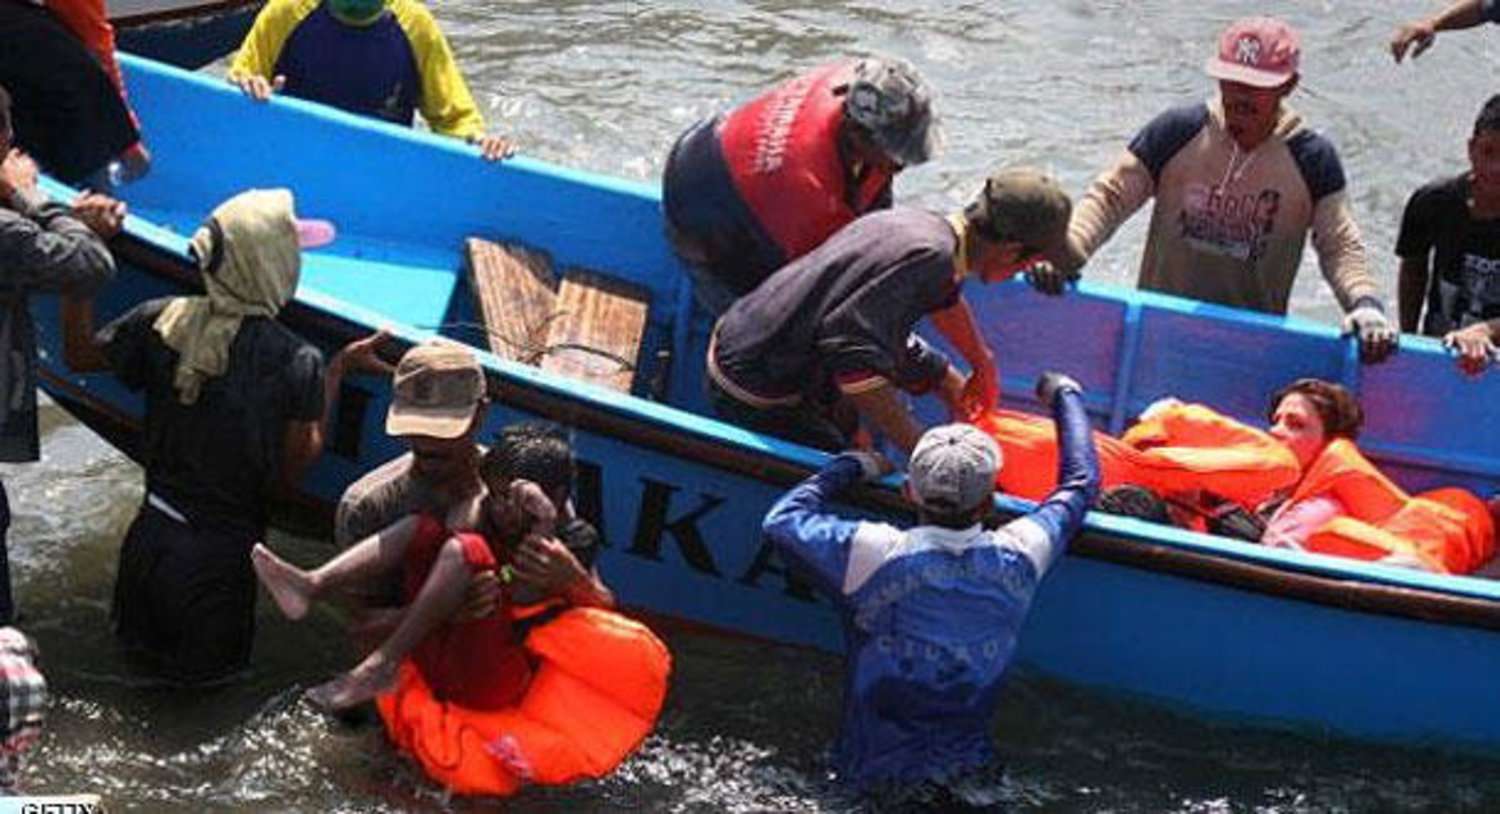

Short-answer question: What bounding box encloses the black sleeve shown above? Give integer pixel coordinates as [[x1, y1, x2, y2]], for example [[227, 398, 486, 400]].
[[96, 299, 168, 392], [557, 517, 602, 570], [1127, 103, 1210, 182], [1286, 130, 1348, 202], [1394, 180, 1446, 260], [283, 342, 326, 422]]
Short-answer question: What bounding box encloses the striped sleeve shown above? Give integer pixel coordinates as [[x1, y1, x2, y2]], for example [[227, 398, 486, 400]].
[[393, 0, 486, 139], [228, 0, 320, 80]]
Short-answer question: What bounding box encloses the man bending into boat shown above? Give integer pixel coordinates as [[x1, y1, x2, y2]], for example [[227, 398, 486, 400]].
[[762, 371, 1099, 801], [706, 167, 1084, 454], [227, 0, 514, 160], [1057, 17, 1398, 363], [661, 56, 940, 314]]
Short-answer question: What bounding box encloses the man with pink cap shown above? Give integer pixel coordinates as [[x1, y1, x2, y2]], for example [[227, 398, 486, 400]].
[[1059, 17, 1398, 363]]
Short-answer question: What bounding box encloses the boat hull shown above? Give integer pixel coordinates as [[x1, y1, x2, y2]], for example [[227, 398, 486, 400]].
[[32, 52, 1500, 754]]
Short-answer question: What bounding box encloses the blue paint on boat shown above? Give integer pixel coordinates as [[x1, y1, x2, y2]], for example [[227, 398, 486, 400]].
[[32, 53, 1500, 755]]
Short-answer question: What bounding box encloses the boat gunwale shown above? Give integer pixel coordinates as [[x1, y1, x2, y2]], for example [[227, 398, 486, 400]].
[[67, 225, 1500, 636], [110, 0, 263, 28]]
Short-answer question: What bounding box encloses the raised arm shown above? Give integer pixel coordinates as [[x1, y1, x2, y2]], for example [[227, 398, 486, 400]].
[[763, 454, 878, 598], [997, 373, 1100, 576]]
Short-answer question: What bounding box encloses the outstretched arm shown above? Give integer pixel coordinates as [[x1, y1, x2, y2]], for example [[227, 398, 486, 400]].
[[1392, 0, 1496, 62], [998, 373, 1100, 576], [763, 454, 876, 598]]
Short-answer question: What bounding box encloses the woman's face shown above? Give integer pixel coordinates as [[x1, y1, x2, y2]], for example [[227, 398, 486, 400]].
[[1269, 393, 1329, 469]]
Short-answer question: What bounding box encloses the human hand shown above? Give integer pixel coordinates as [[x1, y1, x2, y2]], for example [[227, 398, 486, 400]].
[[471, 134, 517, 162], [457, 569, 501, 620], [71, 192, 127, 238], [1341, 305, 1398, 363], [335, 329, 396, 377], [1024, 260, 1077, 297], [1035, 370, 1082, 406], [118, 143, 152, 183], [510, 533, 586, 595], [842, 449, 893, 481], [1443, 324, 1498, 377], [1390, 19, 1436, 63], [0, 149, 38, 200], [960, 355, 999, 414], [230, 72, 284, 101], [509, 479, 557, 533]]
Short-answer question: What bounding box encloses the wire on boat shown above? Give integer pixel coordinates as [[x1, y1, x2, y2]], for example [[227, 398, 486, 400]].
[[415, 321, 638, 373]]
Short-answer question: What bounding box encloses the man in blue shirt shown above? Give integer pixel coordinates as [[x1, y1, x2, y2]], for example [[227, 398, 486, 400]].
[[762, 371, 1100, 795]]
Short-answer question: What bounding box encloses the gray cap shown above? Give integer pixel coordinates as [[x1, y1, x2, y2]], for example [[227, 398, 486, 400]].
[[843, 57, 941, 167], [907, 423, 1003, 514]]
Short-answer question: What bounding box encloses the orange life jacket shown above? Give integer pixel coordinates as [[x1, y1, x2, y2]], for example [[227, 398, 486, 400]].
[[376, 603, 672, 797], [1293, 440, 1494, 574], [971, 403, 1299, 510]]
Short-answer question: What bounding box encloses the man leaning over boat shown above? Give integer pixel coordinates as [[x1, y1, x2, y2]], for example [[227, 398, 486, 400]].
[[661, 56, 940, 314], [1055, 16, 1399, 363], [762, 371, 1100, 802], [706, 167, 1083, 455], [226, 0, 515, 160]]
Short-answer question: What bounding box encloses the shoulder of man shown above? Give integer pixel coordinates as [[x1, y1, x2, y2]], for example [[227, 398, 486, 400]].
[[1284, 128, 1347, 203], [387, 0, 445, 45], [334, 452, 418, 544], [1127, 102, 1210, 182]]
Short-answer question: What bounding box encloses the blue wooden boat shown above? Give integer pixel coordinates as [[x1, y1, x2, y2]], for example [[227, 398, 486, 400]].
[[34, 53, 1500, 755]]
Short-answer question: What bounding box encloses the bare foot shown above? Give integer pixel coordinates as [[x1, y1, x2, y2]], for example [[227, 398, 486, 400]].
[[251, 543, 315, 621], [306, 657, 398, 712]]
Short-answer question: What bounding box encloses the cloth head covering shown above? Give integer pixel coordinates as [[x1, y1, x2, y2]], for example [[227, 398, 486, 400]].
[[153, 188, 302, 405]]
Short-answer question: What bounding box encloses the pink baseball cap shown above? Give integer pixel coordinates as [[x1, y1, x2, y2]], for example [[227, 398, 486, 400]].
[[1204, 17, 1301, 89]]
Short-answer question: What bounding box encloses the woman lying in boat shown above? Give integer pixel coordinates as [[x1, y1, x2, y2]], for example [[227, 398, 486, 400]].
[[974, 379, 1498, 574], [251, 423, 669, 797]]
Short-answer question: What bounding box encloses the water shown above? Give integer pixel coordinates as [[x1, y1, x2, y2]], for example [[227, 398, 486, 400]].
[[16, 0, 1500, 809]]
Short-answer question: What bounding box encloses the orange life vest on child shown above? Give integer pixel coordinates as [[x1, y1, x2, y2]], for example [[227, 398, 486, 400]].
[[1292, 439, 1495, 574]]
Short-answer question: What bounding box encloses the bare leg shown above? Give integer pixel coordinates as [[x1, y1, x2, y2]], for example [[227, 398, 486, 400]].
[[308, 535, 472, 711], [253, 516, 420, 622]]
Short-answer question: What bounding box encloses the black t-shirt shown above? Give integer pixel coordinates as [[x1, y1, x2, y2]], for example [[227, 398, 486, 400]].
[[99, 298, 325, 534], [712, 208, 961, 403], [1395, 173, 1500, 335]]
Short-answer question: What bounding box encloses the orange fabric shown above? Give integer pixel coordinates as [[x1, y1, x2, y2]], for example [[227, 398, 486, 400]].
[[376, 606, 671, 797], [972, 404, 1298, 509], [1289, 442, 1493, 574]]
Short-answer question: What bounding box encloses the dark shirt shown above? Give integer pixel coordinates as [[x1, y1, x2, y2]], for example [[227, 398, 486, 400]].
[[98, 298, 325, 535], [1395, 173, 1500, 335], [274, 4, 421, 127], [710, 208, 960, 405]]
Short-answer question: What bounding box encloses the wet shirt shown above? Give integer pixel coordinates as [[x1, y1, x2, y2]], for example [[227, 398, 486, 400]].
[[708, 208, 959, 406], [1395, 173, 1500, 335], [229, 0, 485, 138], [99, 298, 324, 535], [761, 390, 1099, 787]]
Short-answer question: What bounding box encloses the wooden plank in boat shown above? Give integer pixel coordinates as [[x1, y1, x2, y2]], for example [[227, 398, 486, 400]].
[[540, 271, 649, 393], [464, 238, 557, 364]]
